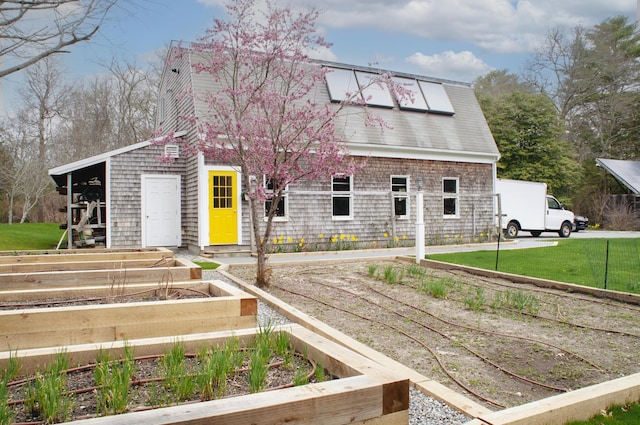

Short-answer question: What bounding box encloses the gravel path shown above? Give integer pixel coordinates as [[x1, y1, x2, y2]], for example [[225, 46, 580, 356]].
[[177, 250, 471, 424]]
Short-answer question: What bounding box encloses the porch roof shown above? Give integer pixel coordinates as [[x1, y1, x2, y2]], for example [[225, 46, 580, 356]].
[[596, 158, 640, 195]]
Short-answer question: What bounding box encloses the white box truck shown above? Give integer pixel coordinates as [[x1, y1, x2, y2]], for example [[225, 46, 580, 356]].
[[496, 178, 574, 238]]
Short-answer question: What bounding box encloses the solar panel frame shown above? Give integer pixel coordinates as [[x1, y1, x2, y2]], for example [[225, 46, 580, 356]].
[[325, 68, 362, 103], [391, 76, 428, 112], [355, 71, 395, 108], [418, 80, 455, 115]]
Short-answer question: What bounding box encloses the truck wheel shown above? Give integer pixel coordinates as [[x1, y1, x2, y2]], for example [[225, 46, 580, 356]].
[[558, 221, 572, 238], [505, 222, 519, 238], [530, 231, 542, 237]]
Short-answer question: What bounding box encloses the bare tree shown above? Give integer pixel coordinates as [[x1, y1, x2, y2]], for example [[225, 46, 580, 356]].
[[18, 56, 69, 166], [0, 57, 68, 223], [0, 112, 50, 223], [51, 56, 159, 166], [0, 0, 120, 78]]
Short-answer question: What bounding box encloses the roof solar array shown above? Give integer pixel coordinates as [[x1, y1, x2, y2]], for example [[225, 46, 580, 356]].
[[325, 67, 455, 115]]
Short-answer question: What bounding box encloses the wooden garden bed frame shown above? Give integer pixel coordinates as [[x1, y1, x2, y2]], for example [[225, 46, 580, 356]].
[[0, 280, 257, 351], [0, 257, 202, 289], [0, 247, 174, 262], [0, 325, 410, 425]]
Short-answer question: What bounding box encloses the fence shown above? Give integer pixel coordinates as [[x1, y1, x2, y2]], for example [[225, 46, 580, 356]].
[[582, 239, 640, 293], [493, 238, 640, 294]]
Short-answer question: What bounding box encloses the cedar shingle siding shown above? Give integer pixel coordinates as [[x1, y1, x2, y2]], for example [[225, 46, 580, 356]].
[[109, 144, 187, 248]]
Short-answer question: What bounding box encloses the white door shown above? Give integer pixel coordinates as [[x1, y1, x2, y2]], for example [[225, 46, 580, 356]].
[[142, 175, 181, 247]]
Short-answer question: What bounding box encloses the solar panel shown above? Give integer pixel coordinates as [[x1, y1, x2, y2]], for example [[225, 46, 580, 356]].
[[391, 76, 428, 111], [355, 71, 395, 108], [418, 81, 455, 115], [325, 68, 362, 103]]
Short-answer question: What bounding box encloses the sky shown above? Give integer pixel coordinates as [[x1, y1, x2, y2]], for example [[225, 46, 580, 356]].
[[1, 0, 638, 111]]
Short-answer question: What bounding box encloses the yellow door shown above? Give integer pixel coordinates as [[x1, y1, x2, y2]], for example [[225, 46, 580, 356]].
[[209, 171, 238, 244]]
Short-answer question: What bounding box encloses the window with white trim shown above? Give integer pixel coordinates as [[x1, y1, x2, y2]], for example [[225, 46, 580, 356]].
[[443, 178, 459, 217], [264, 176, 287, 220], [332, 175, 353, 219], [391, 176, 409, 218]]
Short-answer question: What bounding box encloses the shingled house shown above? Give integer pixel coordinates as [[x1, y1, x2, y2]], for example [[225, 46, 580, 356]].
[[49, 43, 500, 252]]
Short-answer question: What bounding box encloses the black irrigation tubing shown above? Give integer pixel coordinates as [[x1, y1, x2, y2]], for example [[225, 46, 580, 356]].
[[7, 353, 316, 409], [356, 279, 605, 372], [272, 283, 507, 409], [304, 278, 573, 394], [445, 269, 640, 313], [389, 271, 640, 339]]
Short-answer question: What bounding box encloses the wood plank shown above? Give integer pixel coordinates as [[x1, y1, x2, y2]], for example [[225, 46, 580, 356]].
[[0, 266, 199, 289], [66, 375, 384, 425], [0, 258, 179, 274], [0, 297, 258, 350], [474, 372, 640, 425], [2, 315, 258, 351], [0, 281, 213, 302], [0, 248, 173, 264]]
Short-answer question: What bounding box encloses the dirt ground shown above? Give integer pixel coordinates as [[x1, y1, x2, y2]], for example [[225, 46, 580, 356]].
[[227, 259, 640, 409]]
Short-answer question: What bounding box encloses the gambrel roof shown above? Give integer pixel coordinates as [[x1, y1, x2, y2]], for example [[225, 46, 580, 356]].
[[180, 48, 499, 165]]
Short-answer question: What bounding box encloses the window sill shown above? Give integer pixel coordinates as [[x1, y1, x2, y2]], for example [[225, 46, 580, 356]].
[[332, 216, 353, 221]]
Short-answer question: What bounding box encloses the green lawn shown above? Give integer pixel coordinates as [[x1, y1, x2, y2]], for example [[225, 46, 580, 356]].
[[564, 402, 640, 425], [427, 238, 640, 294], [0, 223, 65, 251]]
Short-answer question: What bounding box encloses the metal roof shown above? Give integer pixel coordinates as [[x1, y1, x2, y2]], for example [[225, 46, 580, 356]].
[[596, 158, 640, 194]]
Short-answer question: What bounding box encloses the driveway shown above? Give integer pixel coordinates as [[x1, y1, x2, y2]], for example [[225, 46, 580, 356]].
[[515, 229, 640, 239]]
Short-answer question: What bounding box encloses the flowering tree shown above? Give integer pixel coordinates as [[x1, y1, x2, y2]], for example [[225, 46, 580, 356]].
[[174, 0, 394, 287]]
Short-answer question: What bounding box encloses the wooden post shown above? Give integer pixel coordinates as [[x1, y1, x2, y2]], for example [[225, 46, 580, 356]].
[[415, 190, 425, 264], [66, 172, 73, 249]]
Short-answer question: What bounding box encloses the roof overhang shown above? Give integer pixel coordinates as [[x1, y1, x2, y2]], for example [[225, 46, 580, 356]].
[[48, 131, 187, 186], [348, 142, 500, 165], [596, 158, 640, 195]]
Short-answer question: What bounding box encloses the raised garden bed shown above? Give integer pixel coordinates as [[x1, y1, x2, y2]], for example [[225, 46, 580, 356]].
[[0, 257, 202, 289], [0, 280, 257, 351], [0, 247, 174, 262], [0, 325, 409, 425]]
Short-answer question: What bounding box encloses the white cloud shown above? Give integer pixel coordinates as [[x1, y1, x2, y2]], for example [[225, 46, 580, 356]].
[[406, 51, 493, 82], [299, 0, 636, 54]]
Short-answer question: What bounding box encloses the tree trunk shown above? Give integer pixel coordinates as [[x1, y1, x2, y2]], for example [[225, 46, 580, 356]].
[[246, 174, 271, 288]]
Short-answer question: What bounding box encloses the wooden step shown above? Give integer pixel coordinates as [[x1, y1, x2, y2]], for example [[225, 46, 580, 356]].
[[202, 245, 253, 258]]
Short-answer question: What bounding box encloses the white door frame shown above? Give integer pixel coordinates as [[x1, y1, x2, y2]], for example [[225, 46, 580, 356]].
[[141, 174, 182, 247]]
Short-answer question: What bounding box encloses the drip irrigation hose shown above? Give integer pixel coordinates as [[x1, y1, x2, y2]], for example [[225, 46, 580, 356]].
[[272, 283, 506, 408], [6, 352, 316, 417]]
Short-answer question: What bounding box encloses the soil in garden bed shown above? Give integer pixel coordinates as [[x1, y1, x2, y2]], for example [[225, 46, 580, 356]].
[[0, 287, 211, 310], [3, 333, 333, 424], [226, 259, 640, 409]]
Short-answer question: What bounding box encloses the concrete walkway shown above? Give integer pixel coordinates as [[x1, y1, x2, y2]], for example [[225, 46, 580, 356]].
[[209, 230, 639, 266]]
